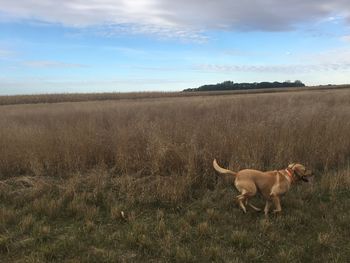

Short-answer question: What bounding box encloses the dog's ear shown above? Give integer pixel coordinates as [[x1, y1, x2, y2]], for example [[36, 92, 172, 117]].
[[293, 164, 305, 174], [288, 163, 296, 169]]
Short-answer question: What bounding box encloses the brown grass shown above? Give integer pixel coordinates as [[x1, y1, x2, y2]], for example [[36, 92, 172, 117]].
[[1, 89, 349, 190], [1, 84, 349, 106], [0, 88, 350, 262]]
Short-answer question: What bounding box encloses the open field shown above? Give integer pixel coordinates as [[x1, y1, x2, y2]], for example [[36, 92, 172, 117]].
[[1, 88, 350, 262], [1, 84, 349, 106]]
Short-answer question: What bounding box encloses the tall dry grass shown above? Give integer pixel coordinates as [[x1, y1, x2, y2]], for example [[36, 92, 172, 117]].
[[1, 85, 349, 106], [1, 88, 350, 262], [0, 89, 349, 202]]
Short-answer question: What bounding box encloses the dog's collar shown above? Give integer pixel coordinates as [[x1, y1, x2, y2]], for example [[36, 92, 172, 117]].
[[285, 168, 294, 183]]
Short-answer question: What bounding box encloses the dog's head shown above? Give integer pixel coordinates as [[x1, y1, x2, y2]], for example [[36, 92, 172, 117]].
[[287, 163, 313, 182]]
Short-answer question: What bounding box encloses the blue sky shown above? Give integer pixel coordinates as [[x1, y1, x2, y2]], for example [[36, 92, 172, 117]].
[[1, 0, 350, 95]]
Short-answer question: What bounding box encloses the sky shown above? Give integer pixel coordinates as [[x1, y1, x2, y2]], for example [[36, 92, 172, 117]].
[[1, 0, 350, 95]]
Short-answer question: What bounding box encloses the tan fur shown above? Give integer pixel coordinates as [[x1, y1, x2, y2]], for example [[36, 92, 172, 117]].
[[213, 159, 312, 215]]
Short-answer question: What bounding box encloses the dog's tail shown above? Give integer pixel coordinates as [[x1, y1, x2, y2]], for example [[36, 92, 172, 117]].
[[213, 159, 237, 176]]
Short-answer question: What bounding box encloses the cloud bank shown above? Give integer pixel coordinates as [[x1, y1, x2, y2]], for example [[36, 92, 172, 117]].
[[196, 63, 350, 74], [1, 0, 350, 35]]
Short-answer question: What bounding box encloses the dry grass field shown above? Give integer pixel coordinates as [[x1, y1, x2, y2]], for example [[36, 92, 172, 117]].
[[0, 88, 350, 262], [1, 84, 349, 106]]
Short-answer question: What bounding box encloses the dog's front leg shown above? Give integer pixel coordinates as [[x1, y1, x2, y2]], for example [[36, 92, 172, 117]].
[[264, 200, 271, 215], [270, 194, 282, 213]]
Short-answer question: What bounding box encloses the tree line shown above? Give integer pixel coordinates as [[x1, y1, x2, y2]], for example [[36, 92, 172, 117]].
[[183, 80, 305, 92]]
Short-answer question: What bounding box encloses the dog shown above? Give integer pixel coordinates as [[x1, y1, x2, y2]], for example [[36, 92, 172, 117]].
[[213, 159, 312, 215]]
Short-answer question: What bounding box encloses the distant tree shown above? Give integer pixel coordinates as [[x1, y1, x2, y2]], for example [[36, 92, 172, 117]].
[[183, 80, 305, 92]]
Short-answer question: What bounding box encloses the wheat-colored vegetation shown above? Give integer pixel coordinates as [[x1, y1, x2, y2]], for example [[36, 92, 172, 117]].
[[1, 84, 349, 106], [0, 88, 350, 262]]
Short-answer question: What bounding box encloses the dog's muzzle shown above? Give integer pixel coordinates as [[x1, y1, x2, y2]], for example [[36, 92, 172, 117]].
[[301, 177, 309, 182]]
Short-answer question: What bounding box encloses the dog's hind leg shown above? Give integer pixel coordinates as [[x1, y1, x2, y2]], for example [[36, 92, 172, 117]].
[[236, 194, 247, 213], [248, 203, 262, 212], [234, 181, 257, 213], [234, 189, 249, 213], [235, 189, 256, 213]]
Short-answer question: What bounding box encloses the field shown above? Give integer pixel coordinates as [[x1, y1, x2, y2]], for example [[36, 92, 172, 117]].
[[0, 88, 350, 262], [1, 84, 349, 106]]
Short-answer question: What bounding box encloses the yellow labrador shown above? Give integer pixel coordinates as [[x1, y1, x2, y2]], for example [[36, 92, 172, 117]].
[[213, 159, 312, 215]]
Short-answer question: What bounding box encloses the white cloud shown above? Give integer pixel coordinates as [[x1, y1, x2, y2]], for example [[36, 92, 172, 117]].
[[91, 23, 208, 42], [195, 62, 350, 74], [1, 0, 350, 39], [299, 47, 350, 65], [21, 60, 88, 68]]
